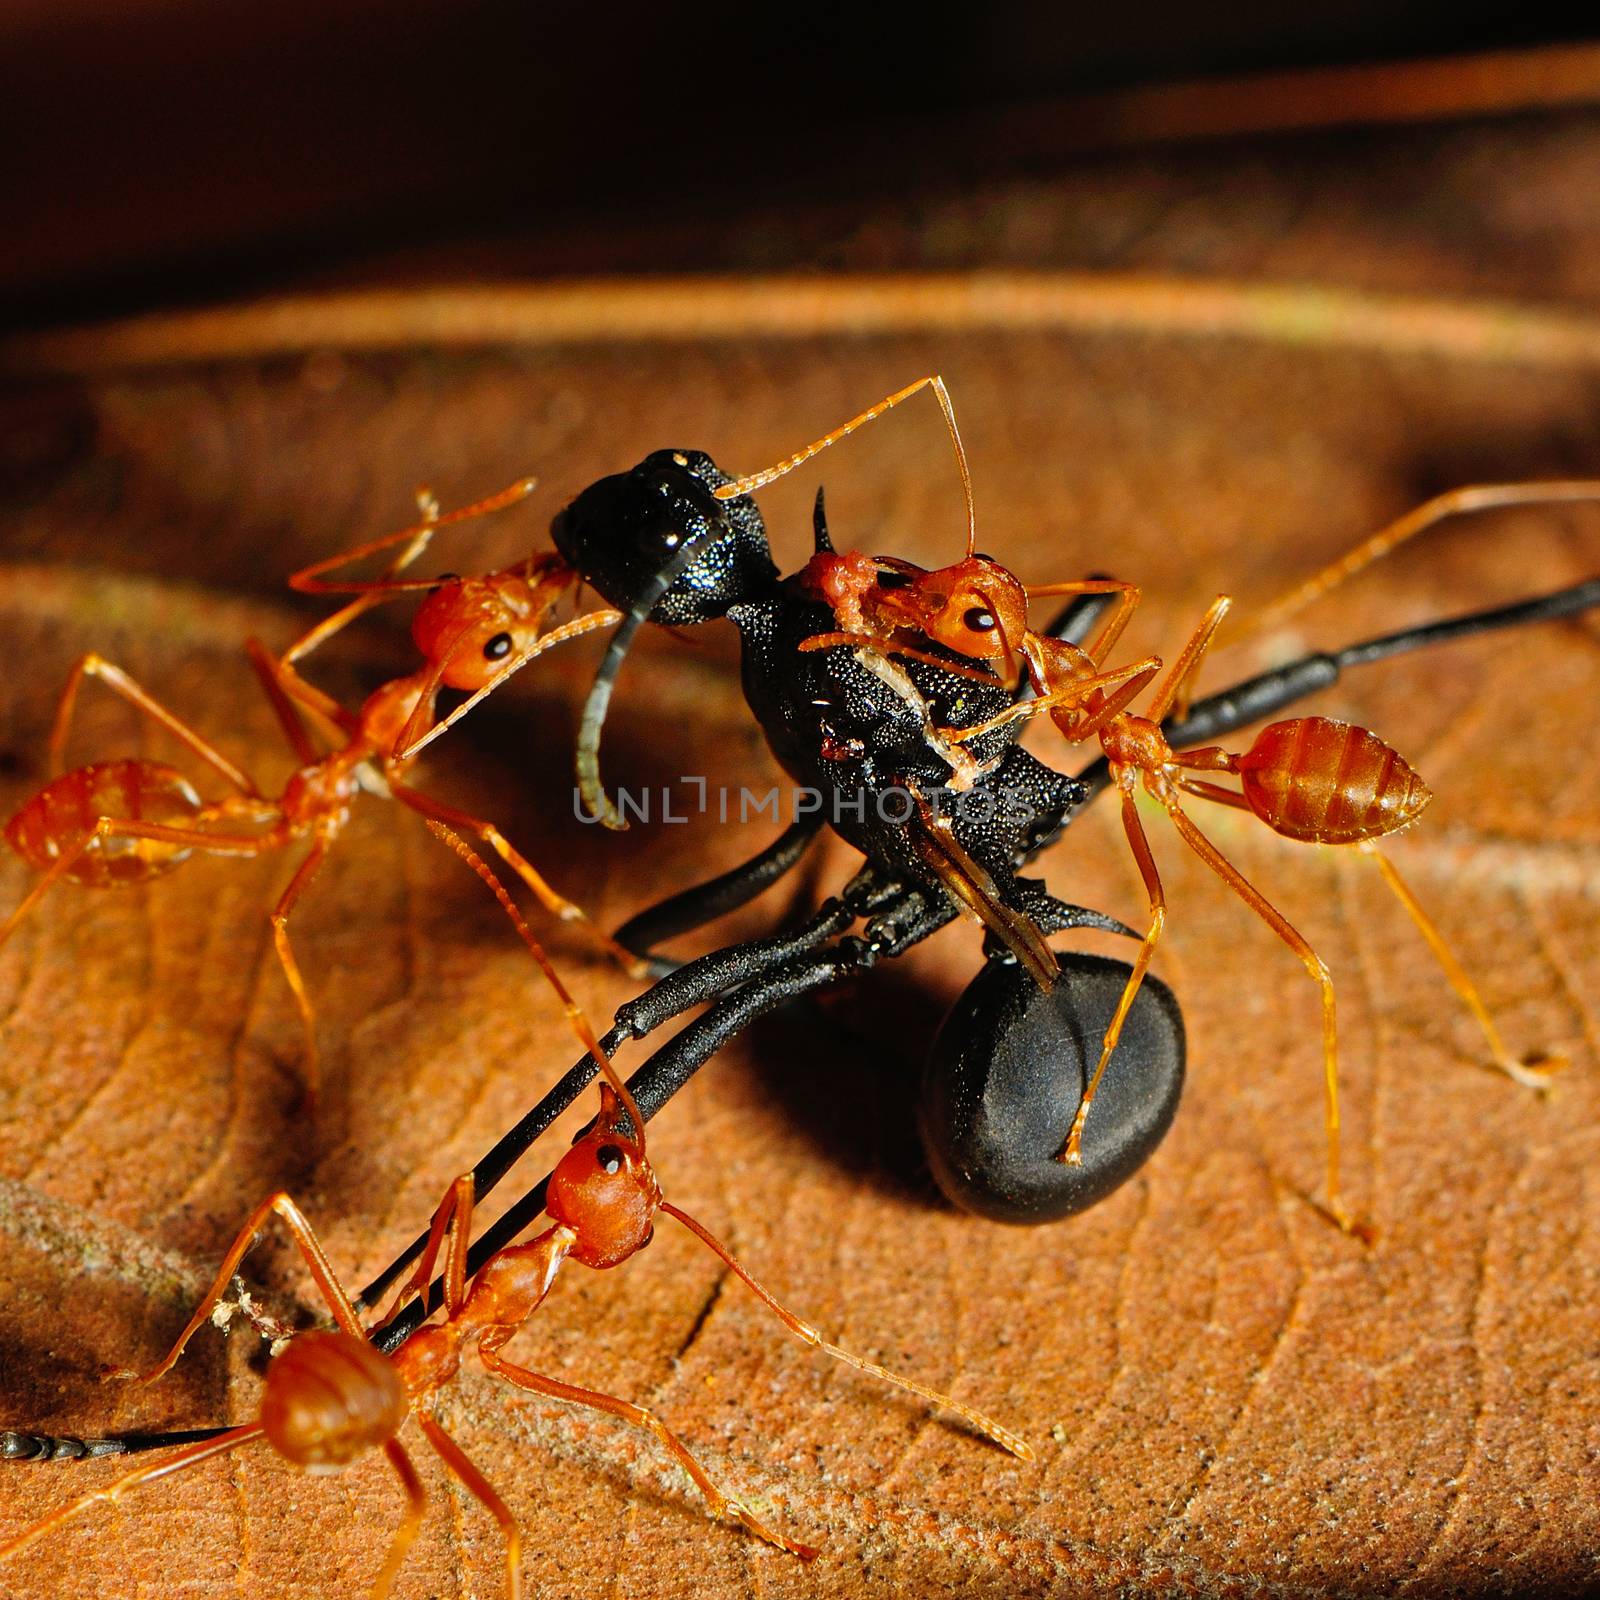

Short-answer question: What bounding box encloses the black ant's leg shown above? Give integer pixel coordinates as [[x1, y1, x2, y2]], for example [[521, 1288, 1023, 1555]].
[[352, 881, 878, 1317], [611, 900, 858, 1033], [0, 1429, 225, 1462], [614, 819, 825, 974], [369, 885, 953, 1353], [1075, 574, 1600, 798], [1005, 879, 1137, 940], [1325, 573, 1600, 667]]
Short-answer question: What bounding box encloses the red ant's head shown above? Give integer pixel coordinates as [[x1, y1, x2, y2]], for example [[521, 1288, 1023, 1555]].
[[546, 1085, 661, 1269], [890, 556, 1028, 665], [410, 559, 573, 692]]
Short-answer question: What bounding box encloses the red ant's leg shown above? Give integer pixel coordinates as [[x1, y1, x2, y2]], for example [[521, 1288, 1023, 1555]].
[[270, 661, 358, 747], [1022, 577, 1143, 663], [475, 1334, 819, 1561], [424, 823, 647, 1146], [0, 1425, 265, 1564], [0, 831, 99, 949], [951, 655, 1161, 745], [393, 783, 647, 979], [1, 816, 277, 952], [1174, 775, 1250, 808], [1161, 799, 1368, 1240], [287, 477, 538, 599], [913, 803, 1059, 989], [1059, 777, 1167, 1166], [111, 1190, 367, 1388], [1178, 779, 1562, 1093], [371, 1174, 475, 1332], [1057, 660, 1161, 745], [413, 1415, 524, 1600], [371, 1440, 428, 1600], [280, 504, 440, 671], [659, 1199, 1031, 1458], [47, 654, 260, 794], [287, 486, 444, 604], [247, 634, 358, 747], [797, 630, 998, 685], [1357, 841, 1561, 1090], [283, 591, 399, 668], [268, 839, 332, 1105], [1147, 596, 1232, 723], [276, 489, 456, 731], [243, 638, 327, 764], [1251, 481, 1600, 637]]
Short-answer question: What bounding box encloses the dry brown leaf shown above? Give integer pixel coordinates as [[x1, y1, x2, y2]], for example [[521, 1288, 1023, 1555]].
[[2, 235, 1600, 1597]]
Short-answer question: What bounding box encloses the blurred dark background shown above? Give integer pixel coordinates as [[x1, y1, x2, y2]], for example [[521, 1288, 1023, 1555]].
[[4, 3, 1598, 330]]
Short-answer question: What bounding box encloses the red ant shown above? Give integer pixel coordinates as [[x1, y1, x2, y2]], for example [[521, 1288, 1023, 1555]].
[[803, 516, 1577, 1234], [0, 825, 1030, 1596], [764, 379, 1595, 1232], [0, 479, 636, 1104]]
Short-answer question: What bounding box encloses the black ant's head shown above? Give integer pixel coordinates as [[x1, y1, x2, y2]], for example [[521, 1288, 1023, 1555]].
[[550, 449, 777, 626]]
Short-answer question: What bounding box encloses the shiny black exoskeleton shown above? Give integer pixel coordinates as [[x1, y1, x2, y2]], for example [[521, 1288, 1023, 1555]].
[[924, 954, 1184, 1223], [548, 448, 1180, 1225]]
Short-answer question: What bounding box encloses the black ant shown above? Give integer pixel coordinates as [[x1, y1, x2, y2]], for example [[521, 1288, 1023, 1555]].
[[0, 826, 1028, 1596], [14, 385, 1599, 1478], [529, 381, 1598, 1217], [328, 384, 1600, 1309], [0, 478, 634, 1103]]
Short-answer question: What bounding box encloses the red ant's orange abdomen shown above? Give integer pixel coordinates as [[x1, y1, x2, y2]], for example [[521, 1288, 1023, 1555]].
[[260, 1329, 407, 1469], [4, 760, 203, 885], [1236, 718, 1431, 845]]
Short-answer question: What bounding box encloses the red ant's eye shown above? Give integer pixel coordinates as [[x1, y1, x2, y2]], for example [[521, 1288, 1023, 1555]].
[[482, 631, 513, 661], [875, 570, 911, 590], [964, 607, 997, 633], [596, 1143, 625, 1175]]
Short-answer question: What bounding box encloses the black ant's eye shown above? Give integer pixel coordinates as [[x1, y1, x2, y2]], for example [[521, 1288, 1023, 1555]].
[[636, 521, 684, 554], [483, 632, 513, 661], [595, 1143, 625, 1175], [875, 570, 911, 590], [964, 607, 997, 633]]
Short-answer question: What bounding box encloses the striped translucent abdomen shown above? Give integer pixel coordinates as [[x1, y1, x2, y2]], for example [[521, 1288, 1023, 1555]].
[[1235, 717, 1431, 845], [4, 760, 203, 885]]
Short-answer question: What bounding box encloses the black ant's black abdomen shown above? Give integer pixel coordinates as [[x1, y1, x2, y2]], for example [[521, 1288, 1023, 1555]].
[[920, 954, 1185, 1223]]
